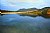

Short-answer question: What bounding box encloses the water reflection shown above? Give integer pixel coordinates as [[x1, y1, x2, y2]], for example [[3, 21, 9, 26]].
[[0, 14, 50, 33]]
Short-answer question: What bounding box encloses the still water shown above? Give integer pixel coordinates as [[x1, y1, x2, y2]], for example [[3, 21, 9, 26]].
[[0, 14, 50, 33]]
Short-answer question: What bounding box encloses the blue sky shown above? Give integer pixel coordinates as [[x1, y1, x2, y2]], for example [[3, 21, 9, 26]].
[[0, 0, 50, 11]]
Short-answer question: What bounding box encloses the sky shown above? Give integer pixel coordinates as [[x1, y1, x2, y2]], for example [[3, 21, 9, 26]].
[[0, 0, 50, 11]]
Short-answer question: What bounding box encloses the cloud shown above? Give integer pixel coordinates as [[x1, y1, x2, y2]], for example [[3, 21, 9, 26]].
[[0, 0, 50, 10], [1, 0, 45, 4], [4, 0, 37, 3], [1, 0, 46, 7]]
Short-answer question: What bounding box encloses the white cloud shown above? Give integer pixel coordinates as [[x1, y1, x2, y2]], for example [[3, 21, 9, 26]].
[[0, 0, 50, 10], [2, 0, 46, 4], [2, 3, 16, 7], [1, 0, 46, 6], [1, 0, 17, 7], [5, 0, 37, 3]]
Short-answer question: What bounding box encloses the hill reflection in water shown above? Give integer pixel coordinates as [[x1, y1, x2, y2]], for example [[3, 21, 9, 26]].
[[0, 14, 50, 33]]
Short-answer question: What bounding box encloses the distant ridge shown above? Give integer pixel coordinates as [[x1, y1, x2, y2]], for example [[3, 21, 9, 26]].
[[0, 7, 50, 12]]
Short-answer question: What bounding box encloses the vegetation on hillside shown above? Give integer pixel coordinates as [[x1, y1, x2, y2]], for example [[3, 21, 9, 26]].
[[1, 7, 50, 18]]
